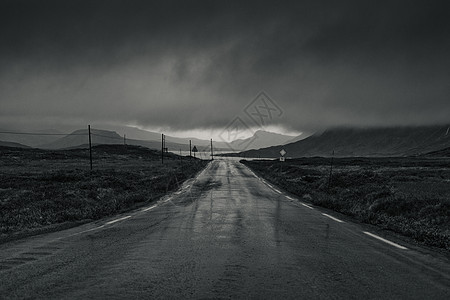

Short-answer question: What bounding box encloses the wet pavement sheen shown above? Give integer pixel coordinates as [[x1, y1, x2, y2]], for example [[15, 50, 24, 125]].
[[0, 160, 449, 299]]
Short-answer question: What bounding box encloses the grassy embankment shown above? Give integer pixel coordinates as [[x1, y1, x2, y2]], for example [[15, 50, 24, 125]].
[[0, 145, 208, 240], [242, 157, 450, 250]]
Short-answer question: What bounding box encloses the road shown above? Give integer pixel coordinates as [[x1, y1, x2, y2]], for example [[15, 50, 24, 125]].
[[0, 160, 449, 299]]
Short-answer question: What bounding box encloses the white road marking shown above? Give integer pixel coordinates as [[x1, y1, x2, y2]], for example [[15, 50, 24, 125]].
[[273, 188, 282, 194], [105, 215, 131, 225], [248, 170, 258, 178], [286, 196, 295, 200], [66, 225, 105, 237], [363, 231, 408, 250], [322, 213, 344, 223], [300, 203, 314, 209], [162, 197, 172, 203], [142, 205, 157, 212]]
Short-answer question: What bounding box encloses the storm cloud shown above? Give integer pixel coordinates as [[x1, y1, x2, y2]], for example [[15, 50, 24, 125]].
[[1, 0, 449, 133]]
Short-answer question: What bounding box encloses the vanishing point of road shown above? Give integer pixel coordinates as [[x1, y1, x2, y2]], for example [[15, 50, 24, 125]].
[[0, 160, 449, 299]]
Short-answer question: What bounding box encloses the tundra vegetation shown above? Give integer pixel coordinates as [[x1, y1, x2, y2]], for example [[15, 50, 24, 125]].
[[242, 157, 450, 250], [0, 145, 207, 241]]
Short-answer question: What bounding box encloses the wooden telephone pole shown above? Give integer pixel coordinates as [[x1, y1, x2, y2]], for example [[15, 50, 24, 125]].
[[211, 139, 213, 161], [161, 134, 164, 164]]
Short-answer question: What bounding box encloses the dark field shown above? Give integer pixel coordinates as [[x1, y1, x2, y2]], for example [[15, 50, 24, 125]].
[[242, 157, 450, 250], [0, 145, 208, 241]]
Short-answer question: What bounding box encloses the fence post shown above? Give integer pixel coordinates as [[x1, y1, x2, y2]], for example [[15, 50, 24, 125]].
[[211, 139, 213, 161]]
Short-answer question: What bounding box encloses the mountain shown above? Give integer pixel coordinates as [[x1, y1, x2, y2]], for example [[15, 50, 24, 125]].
[[38, 128, 192, 151], [0, 140, 31, 148], [0, 129, 63, 147], [25, 126, 307, 152], [228, 130, 297, 151], [284, 132, 311, 144], [234, 125, 450, 158], [38, 129, 121, 149], [97, 125, 295, 151]]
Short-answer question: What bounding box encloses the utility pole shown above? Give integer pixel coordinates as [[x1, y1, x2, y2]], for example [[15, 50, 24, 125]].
[[123, 134, 126, 145], [161, 134, 163, 164], [189, 140, 192, 159], [88, 125, 92, 171], [210, 139, 213, 161]]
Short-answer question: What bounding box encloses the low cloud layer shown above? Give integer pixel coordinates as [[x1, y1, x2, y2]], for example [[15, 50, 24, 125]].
[[1, 0, 449, 133]]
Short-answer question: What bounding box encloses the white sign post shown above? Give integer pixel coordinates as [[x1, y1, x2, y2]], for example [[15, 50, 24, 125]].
[[279, 149, 286, 162]]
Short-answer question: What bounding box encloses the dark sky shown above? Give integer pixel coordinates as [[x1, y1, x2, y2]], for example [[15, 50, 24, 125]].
[[1, 0, 449, 135]]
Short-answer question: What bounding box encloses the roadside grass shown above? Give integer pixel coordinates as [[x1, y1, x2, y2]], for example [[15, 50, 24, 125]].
[[242, 157, 450, 250], [0, 145, 208, 239]]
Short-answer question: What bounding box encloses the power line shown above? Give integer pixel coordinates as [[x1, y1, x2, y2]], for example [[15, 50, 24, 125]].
[[90, 133, 124, 140], [0, 130, 124, 140], [0, 131, 85, 136]]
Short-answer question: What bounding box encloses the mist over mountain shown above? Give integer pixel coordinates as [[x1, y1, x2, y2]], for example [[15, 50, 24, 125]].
[[99, 125, 229, 150], [235, 125, 450, 158], [228, 130, 298, 151]]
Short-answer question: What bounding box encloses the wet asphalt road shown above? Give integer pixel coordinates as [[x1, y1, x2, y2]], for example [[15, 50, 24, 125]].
[[0, 160, 449, 299]]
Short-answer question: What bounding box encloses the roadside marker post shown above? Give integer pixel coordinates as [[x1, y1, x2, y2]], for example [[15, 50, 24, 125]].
[[161, 134, 163, 164], [279, 149, 286, 173]]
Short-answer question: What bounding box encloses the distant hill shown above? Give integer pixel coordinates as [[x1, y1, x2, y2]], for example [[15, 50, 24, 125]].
[[38, 128, 192, 151], [0, 140, 31, 148], [38, 129, 122, 149], [234, 125, 450, 158], [0, 129, 62, 147]]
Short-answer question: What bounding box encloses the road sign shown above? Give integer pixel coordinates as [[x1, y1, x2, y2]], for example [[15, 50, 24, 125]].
[[280, 149, 286, 156], [192, 146, 198, 152]]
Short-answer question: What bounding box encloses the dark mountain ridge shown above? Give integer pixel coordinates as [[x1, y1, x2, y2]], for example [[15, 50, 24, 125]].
[[236, 125, 450, 158], [38, 128, 193, 151], [0, 140, 31, 148]]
